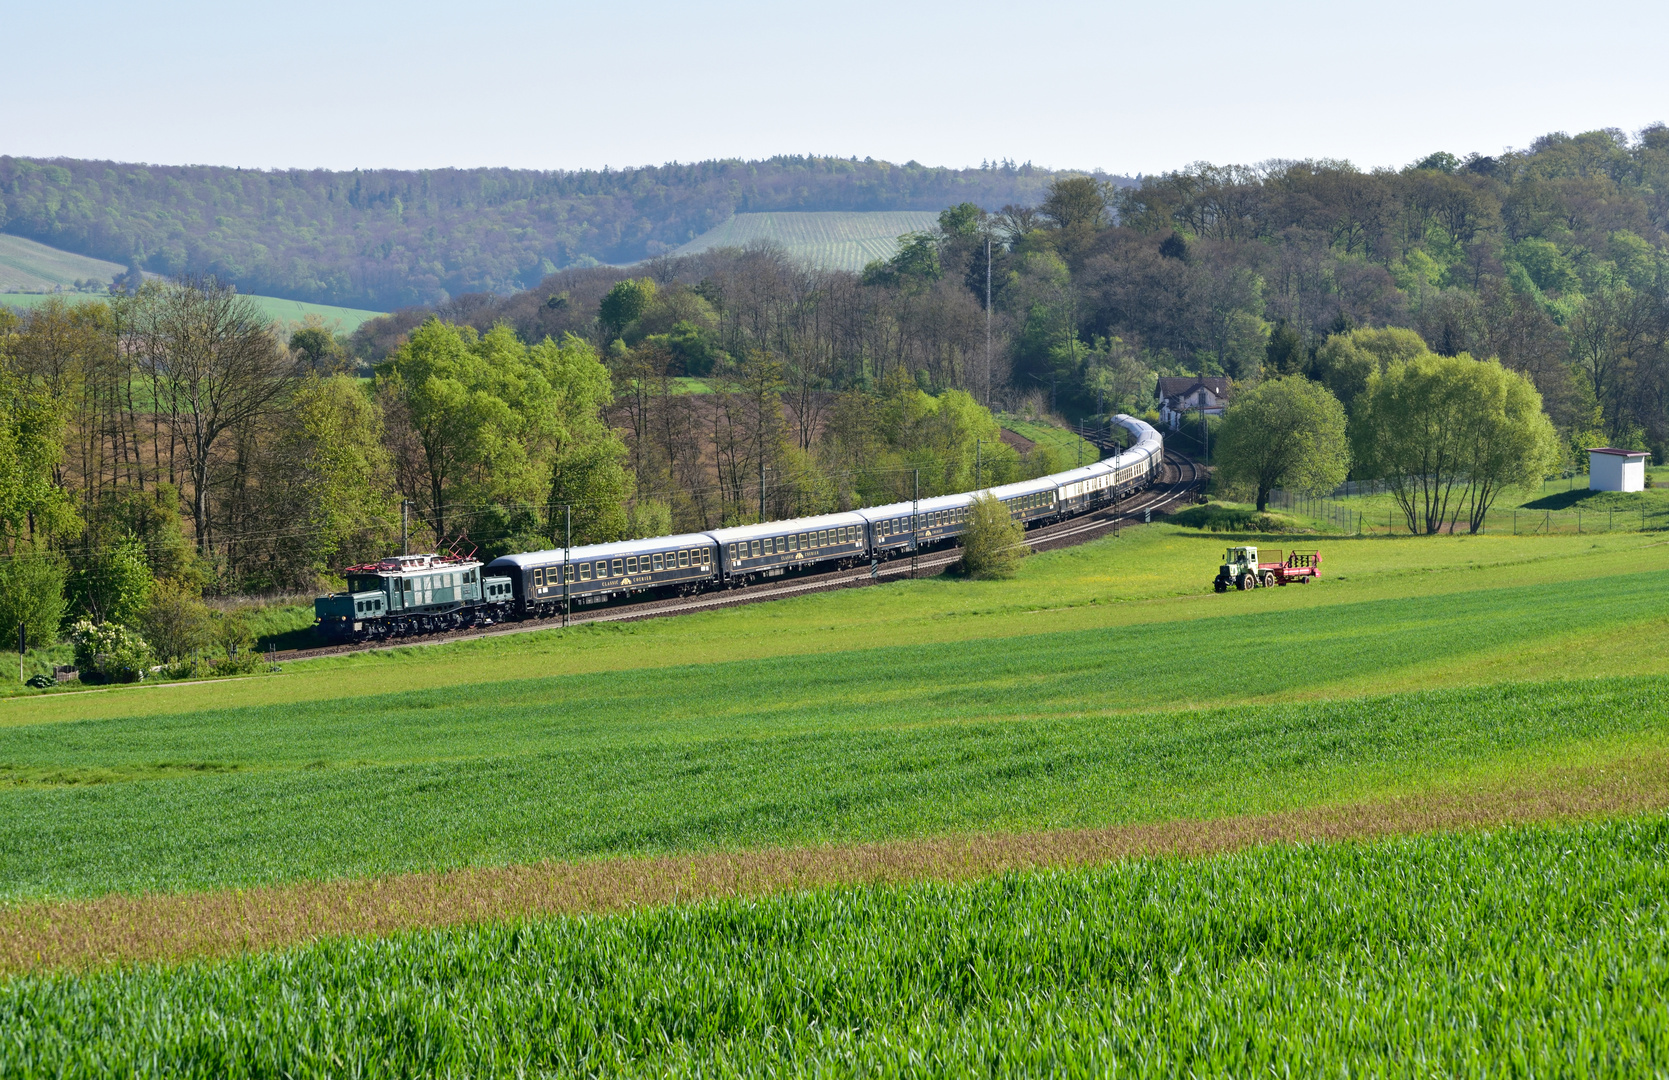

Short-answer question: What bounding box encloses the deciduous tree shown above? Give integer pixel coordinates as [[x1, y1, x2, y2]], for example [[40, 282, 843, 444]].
[[1353, 352, 1559, 533], [1215, 376, 1350, 511]]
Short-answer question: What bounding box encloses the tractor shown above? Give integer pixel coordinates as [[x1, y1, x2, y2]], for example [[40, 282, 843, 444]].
[[1214, 546, 1322, 591]]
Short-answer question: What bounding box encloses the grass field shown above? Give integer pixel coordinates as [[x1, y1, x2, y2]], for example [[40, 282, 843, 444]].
[[1000, 414, 1101, 464], [1264, 470, 1669, 536], [5, 817, 1666, 1075], [5, 520, 1669, 1068], [673, 211, 941, 271], [0, 233, 124, 292], [0, 285, 384, 333]]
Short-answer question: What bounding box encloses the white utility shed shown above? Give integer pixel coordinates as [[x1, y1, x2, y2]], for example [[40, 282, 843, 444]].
[[1588, 447, 1650, 492]]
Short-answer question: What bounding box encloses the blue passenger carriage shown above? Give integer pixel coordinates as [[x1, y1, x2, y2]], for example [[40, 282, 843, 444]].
[[486, 534, 718, 614], [709, 512, 869, 584]]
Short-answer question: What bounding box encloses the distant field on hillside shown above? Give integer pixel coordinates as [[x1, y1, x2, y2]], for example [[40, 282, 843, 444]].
[[674, 211, 941, 270], [0, 233, 124, 291], [0, 288, 385, 332]]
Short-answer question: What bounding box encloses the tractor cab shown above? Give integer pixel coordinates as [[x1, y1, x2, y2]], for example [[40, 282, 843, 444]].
[[1216, 546, 1259, 592]]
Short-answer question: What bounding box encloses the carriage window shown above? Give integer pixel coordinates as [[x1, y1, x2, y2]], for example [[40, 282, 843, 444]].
[[533, 568, 544, 587], [626, 557, 638, 574], [701, 548, 712, 566], [813, 530, 823, 546], [751, 540, 762, 557], [565, 566, 575, 582], [653, 553, 664, 571], [764, 538, 775, 555], [728, 544, 737, 560], [579, 563, 592, 581], [677, 550, 688, 568], [612, 559, 623, 575], [787, 534, 797, 551]]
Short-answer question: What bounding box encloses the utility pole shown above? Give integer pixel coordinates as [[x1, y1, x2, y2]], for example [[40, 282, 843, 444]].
[[401, 498, 409, 556], [975, 439, 982, 489], [984, 236, 993, 408], [911, 469, 920, 579], [562, 504, 571, 629]]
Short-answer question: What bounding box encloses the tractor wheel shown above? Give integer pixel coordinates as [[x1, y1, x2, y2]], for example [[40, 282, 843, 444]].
[[1239, 573, 1256, 590], [1214, 579, 1227, 593], [1264, 572, 1278, 588], [1298, 575, 1310, 584]]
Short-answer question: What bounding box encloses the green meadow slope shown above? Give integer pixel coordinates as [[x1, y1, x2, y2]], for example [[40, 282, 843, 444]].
[[0, 233, 124, 291], [672, 210, 940, 270], [6, 524, 1669, 1072], [5, 527, 1669, 899]]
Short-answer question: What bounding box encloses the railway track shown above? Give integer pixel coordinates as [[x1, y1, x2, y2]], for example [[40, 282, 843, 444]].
[[280, 450, 1206, 662]]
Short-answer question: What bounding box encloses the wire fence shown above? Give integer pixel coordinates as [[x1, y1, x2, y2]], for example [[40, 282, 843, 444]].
[[1265, 488, 1669, 536]]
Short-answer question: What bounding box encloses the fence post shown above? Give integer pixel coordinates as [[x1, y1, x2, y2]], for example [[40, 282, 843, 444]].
[[1513, 511, 1516, 535]]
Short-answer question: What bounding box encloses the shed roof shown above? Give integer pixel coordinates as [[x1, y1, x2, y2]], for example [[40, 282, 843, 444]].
[[1587, 447, 1652, 458]]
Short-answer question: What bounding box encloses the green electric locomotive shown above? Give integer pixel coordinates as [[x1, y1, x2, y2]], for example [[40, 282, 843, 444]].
[[313, 553, 515, 641]]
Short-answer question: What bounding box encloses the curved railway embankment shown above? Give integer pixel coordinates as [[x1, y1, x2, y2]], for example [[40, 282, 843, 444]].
[[280, 449, 1205, 662]]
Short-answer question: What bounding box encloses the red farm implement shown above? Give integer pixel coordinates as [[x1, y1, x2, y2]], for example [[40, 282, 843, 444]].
[[1213, 547, 1322, 591]]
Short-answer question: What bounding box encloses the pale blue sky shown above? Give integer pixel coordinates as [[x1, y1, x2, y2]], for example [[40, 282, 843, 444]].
[[5, 0, 1667, 175]]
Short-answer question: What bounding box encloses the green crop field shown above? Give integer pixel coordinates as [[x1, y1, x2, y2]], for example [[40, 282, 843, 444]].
[[0, 289, 385, 333], [6, 816, 1664, 1076], [0, 233, 125, 292], [673, 211, 941, 271], [5, 522, 1669, 1069]]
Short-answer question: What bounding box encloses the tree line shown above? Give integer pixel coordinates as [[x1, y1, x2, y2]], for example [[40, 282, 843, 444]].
[[0, 270, 1075, 676], [0, 156, 1071, 310], [358, 124, 1669, 509]]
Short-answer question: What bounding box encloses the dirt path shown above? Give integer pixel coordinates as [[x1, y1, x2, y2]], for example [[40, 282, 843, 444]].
[[5, 755, 1667, 975]]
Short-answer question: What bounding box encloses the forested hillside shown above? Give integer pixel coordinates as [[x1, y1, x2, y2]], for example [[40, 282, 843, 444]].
[[0, 157, 1068, 310], [386, 125, 1669, 467]]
